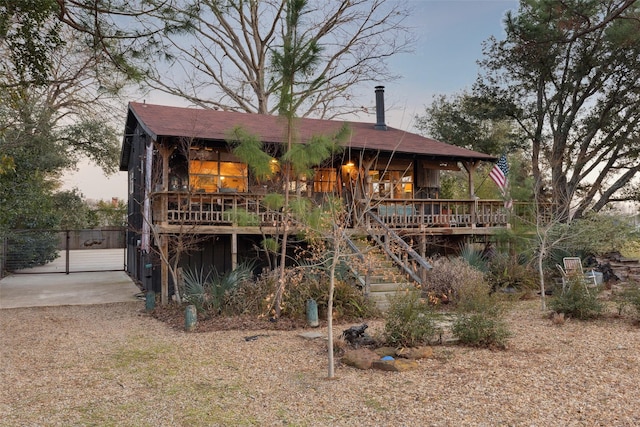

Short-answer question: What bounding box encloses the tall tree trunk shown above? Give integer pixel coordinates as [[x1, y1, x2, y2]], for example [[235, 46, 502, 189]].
[[274, 112, 294, 318], [327, 226, 341, 379]]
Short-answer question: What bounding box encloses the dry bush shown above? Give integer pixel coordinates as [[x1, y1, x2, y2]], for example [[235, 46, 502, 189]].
[[425, 257, 486, 305], [223, 269, 278, 316]]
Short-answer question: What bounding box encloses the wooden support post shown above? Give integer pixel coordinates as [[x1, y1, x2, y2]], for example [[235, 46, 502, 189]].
[[160, 235, 169, 305], [462, 160, 480, 227], [231, 232, 238, 270], [420, 235, 427, 286], [462, 160, 479, 198]]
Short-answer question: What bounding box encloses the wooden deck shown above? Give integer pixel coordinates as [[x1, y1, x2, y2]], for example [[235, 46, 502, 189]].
[[151, 191, 512, 235]]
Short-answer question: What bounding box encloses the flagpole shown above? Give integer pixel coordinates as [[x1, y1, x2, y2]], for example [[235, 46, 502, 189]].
[[476, 174, 491, 193]]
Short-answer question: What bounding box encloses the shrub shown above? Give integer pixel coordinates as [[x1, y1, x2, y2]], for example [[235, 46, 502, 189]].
[[425, 256, 486, 304], [486, 252, 537, 293], [6, 231, 59, 270], [622, 240, 640, 259], [224, 269, 277, 316], [549, 279, 604, 320], [625, 284, 640, 306], [182, 263, 254, 315], [181, 267, 212, 314], [281, 266, 378, 321], [452, 314, 511, 349], [459, 244, 488, 273], [382, 289, 439, 347], [452, 278, 511, 349]]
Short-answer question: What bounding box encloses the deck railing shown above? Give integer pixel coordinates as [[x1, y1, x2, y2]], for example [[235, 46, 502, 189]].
[[152, 192, 280, 227], [152, 192, 512, 229], [366, 198, 510, 228]]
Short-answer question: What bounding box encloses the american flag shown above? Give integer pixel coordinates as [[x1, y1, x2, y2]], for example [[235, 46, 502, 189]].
[[489, 154, 512, 209], [489, 154, 509, 193]]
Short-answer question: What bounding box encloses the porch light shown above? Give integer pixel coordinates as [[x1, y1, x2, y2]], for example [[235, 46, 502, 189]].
[[345, 161, 355, 167]]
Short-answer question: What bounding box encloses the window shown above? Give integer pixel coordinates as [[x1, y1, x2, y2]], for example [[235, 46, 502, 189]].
[[313, 168, 338, 193], [189, 160, 247, 192], [369, 170, 413, 199], [400, 175, 413, 198]]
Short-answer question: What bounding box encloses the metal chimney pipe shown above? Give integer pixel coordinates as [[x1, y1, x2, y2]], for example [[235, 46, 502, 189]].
[[374, 86, 387, 130]]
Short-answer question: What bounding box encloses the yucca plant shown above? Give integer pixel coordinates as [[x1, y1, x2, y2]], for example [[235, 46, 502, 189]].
[[182, 267, 213, 313], [182, 263, 255, 314], [459, 243, 488, 273]]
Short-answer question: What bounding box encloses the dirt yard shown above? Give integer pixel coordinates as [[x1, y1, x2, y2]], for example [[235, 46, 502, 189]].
[[2, 299, 640, 426]]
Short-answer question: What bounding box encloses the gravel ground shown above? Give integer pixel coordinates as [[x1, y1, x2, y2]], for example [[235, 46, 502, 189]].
[[2, 299, 640, 426]]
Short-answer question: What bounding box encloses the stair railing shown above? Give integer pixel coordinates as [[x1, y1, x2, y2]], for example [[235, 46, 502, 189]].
[[364, 209, 433, 287], [341, 230, 371, 296]]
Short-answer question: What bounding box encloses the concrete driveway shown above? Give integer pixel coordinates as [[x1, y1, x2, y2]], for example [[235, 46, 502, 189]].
[[0, 249, 142, 309]]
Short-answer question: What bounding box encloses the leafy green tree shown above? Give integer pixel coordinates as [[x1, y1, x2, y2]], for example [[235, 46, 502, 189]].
[[0, 0, 63, 86], [1, 99, 67, 232], [1, 3, 127, 235], [52, 189, 99, 230], [477, 0, 640, 220], [415, 92, 535, 203], [0, 168, 61, 268], [0, 9, 127, 239], [0, 1, 138, 268], [226, 0, 352, 377], [271, 0, 332, 317], [1, 0, 153, 87], [415, 92, 526, 155], [560, 212, 636, 256], [93, 199, 127, 227]]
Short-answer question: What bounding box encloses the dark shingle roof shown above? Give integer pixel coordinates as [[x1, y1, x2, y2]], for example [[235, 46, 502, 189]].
[[123, 102, 496, 165]]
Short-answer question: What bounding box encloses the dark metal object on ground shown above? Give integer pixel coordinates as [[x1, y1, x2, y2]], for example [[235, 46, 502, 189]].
[[341, 323, 368, 345]]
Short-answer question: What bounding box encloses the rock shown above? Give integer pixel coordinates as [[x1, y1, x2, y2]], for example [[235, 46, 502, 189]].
[[353, 334, 376, 347], [371, 358, 419, 372], [342, 348, 379, 370], [298, 331, 325, 340], [395, 346, 434, 360], [374, 347, 397, 357]]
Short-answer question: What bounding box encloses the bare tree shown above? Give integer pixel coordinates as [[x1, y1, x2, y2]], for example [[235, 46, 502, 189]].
[[135, 0, 414, 119], [533, 211, 569, 311]]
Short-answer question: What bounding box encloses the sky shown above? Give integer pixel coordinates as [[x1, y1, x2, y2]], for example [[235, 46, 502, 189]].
[[61, 0, 519, 201]]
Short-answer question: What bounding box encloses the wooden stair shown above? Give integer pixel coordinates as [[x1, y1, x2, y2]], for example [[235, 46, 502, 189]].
[[610, 259, 640, 283], [597, 254, 640, 284], [350, 238, 418, 311]]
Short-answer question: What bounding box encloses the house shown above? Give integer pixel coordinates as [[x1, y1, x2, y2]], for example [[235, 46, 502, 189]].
[[120, 87, 506, 302]]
